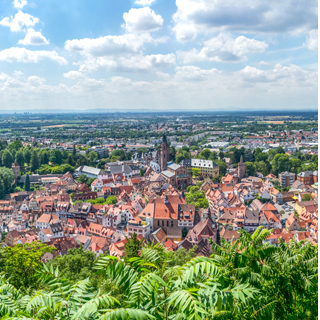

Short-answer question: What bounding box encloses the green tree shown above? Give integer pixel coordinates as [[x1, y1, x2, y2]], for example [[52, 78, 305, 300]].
[[23, 148, 31, 165], [30, 150, 40, 172], [0, 167, 15, 192], [15, 150, 24, 169], [169, 146, 176, 162], [300, 163, 317, 172], [208, 151, 217, 160], [0, 178, 5, 199], [37, 164, 52, 175], [72, 144, 77, 160], [67, 154, 74, 166], [9, 140, 23, 151], [24, 173, 30, 192], [51, 164, 74, 174], [105, 195, 117, 204], [88, 151, 98, 164], [268, 148, 277, 161], [276, 146, 285, 154], [311, 154, 318, 164], [50, 246, 96, 283], [199, 148, 211, 160], [272, 153, 290, 175], [254, 161, 268, 176], [254, 148, 268, 162], [0, 242, 55, 290], [302, 193, 312, 201], [245, 162, 256, 176], [192, 167, 201, 177], [86, 177, 96, 186], [124, 232, 143, 262], [175, 153, 185, 164], [78, 174, 88, 183], [49, 149, 63, 165], [40, 151, 50, 165], [290, 158, 302, 174], [273, 179, 281, 190], [215, 159, 227, 175], [2, 150, 13, 168], [211, 226, 318, 319], [166, 247, 197, 267]]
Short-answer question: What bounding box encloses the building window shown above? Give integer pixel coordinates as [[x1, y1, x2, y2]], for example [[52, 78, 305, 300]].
[[171, 221, 173, 227], [167, 221, 169, 227], [158, 220, 160, 226], [162, 220, 164, 227]]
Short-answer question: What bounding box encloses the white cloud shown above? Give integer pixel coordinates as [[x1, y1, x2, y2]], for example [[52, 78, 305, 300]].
[[175, 66, 220, 81], [118, 53, 175, 71], [178, 33, 268, 63], [0, 11, 38, 32], [13, 0, 27, 9], [304, 30, 318, 51], [0, 73, 9, 82], [77, 58, 117, 73], [63, 71, 85, 79], [238, 64, 317, 86], [65, 34, 143, 55], [123, 7, 163, 33], [135, 0, 156, 6], [18, 28, 49, 45], [13, 70, 24, 77], [0, 63, 316, 111], [172, 0, 318, 41], [65, 33, 167, 57], [0, 47, 68, 64], [77, 53, 175, 73], [27, 75, 45, 84]]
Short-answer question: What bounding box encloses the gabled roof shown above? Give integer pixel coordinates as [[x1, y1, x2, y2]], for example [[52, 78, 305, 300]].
[[37, 214, 52, 224], [260, 202, 278, 212]]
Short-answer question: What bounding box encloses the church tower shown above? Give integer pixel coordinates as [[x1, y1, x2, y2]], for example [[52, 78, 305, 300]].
[[238, 155, 245, 180], [160, 134, 170, 172]]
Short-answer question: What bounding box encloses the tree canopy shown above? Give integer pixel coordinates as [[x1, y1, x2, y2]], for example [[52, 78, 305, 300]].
[[0, 228, 316, 319]]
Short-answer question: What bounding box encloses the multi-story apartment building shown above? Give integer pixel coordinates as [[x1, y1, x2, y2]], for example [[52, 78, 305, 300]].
[[278, 172, 295, 187], [88, 146, 109, 158]]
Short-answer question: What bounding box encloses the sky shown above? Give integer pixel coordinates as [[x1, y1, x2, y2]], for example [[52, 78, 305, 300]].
[[0, 0, 318, 111]]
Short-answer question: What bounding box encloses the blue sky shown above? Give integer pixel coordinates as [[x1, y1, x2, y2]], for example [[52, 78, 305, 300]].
[[0, 0, 317, 111]]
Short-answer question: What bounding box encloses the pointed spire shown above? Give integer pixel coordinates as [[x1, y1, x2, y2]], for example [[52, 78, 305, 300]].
[[240, 155, 243, 163], [162, 134, 167, 144]]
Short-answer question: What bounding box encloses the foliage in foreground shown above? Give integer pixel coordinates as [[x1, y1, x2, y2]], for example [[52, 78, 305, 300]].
[[0, 227, 317, 320]]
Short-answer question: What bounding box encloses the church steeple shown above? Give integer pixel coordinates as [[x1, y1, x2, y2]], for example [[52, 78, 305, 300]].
[[238, 155, 245, 179], [162, 134, 168, 144], [160, 134, 169, 172]]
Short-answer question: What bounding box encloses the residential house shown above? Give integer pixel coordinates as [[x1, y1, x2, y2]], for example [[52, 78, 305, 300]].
[[244, 209, 260, 232], [185, 218, 217, 248], [127, 216, 151, 239], [269, 188, 283, 204]]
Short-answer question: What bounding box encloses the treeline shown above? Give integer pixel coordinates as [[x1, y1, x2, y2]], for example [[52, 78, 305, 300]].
[[0, 140, 101, 175]]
